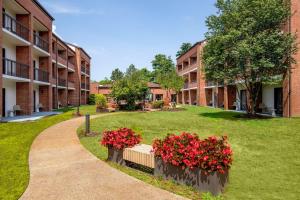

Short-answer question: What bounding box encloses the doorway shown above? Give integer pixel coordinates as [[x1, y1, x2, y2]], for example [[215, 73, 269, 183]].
[[2, 88, 5, 117], [240, 90, 247, 111], [33, 90, 36, 112], [274, 88, 283, 115]]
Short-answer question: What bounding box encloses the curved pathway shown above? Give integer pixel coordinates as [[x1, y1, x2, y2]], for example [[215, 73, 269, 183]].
[[20, 115, 187, 200]]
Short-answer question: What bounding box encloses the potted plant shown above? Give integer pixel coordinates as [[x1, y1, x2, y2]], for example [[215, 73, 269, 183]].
[[152, 133, 233, 196], [95, 94, 108, 112], [101, 128, 141, 165]]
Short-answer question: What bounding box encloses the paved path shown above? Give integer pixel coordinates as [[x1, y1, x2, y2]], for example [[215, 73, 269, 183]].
[[20, 115, 187, 200]]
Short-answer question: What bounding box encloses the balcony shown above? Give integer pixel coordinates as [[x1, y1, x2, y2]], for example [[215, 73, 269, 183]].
[[183, 81, 198, 89], [81, 65, 86, 74], [58, 78, 67, 87], [68, 60, 75, 72], [34, 68, 49, 83], [57, 53, 67, 68], [2, 58, 29, 79], [81, 83, 86, 90], [33, 33, 49, 55], [2, 13, 29, 43], [68, 81, 75, 90]]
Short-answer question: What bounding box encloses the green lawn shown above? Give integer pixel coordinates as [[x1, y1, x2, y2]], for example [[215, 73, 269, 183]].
[[79, 106, 300, 200], [0, 105, 97, 200]]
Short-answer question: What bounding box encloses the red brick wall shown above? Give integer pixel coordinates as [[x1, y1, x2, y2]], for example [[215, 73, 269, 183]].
[[16, 82, 32, 115], [218, 87, 224, 107], [58, 89, 67, 106], [39, 86, 51, 111], [288, 0, 300, 117]]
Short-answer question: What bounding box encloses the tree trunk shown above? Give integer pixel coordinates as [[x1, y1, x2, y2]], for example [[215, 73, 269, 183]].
[[246, 82, 262, 117]]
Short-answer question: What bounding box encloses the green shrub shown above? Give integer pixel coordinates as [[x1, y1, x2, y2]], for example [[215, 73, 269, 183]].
[[201, 193, 224, 200], [152, 100, 164, 109], [95, 94, 107, 109], [88, 94, 96, 105]]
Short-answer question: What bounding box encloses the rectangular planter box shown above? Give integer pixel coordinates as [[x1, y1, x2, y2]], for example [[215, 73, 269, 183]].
[[107, 147, 126, 166], [154, 157, 228, 196]]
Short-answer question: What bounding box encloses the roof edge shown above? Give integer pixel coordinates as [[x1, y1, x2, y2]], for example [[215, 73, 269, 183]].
[[32, 0, 55, 21], [176, 40, 206, 61]]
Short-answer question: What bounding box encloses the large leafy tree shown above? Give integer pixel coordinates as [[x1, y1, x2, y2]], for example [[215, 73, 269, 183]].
[[176, 43, 192, 57], [111, 69, 149, 110], [152, 54, 184, 103], [203, 0, 297, 115], [110, 68, 124, 82], [125, 64, 138, 76]]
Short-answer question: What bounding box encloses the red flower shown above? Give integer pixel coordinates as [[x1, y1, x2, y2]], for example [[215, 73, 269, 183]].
[[152, 133, 233, 173], [101, 128, 141, 150]]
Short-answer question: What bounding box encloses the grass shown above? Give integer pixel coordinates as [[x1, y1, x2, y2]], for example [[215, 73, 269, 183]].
[[78, 106, 300, 200], [0, 105, 98, 200]]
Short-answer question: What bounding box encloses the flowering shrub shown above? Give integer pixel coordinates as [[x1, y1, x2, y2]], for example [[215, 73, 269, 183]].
[[101, 128, 141, 150], [152, 133, 233, 174]]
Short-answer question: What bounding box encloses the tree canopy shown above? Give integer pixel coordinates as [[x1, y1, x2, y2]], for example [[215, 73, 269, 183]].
[[110, 68, 124, 82], [202, 0, 297, 115], [152, 54, 184, 103], [176, 43, 192, 58]]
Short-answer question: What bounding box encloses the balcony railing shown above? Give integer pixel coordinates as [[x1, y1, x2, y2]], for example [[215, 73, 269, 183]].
[[2, 58, 29, 79], [81, 83, 86, 89], [58, 78, 67, 87], [33, 33, 49, 52], [68, 81, 75, 88], [2, 13, 29, 41], [81, 65, 86, 73], [34, 68, 49, 82]]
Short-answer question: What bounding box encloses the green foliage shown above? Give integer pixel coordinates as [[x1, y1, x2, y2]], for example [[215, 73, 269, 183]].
[[88, 94, 96, 105], [95, 94, 107, 109], [203, 0, 297, 115], [111, 70, 149, 110], [126, 64, 138, 76], [110, 68, 124, 81], [99, 77, 112, 85], [152, 54, 184, 93], [151, 100, 164, 109], [176, 42, 192, 57], [201, 193, 224, 200]]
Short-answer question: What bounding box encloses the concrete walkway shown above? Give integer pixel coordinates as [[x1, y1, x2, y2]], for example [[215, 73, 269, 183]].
[[20, 115, 187, 200]]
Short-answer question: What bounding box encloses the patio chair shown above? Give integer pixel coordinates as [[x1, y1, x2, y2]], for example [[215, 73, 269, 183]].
[[13, 105, 22, 116], [38, 103, 43, 112]]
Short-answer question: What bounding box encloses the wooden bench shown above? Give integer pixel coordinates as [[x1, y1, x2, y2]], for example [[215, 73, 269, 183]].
[[123, 144, 154, 168]]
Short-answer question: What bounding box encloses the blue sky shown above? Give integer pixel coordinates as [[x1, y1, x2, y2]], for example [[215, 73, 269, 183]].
[[39, 0, 217, 81]]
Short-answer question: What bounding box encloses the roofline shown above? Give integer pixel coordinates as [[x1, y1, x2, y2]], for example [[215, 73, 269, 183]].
[[66, 43, 92, 59], [52, 33, 75, 53], [32, 0, 55, 21], [176, 40, 206, 60]]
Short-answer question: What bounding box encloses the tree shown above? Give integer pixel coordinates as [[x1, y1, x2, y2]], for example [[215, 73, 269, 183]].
[[202, 0, 297, 116], [111, 69, 149, 110], [152, 54, 184, 104], [176, 43, 192, 57], [99, 77, 112, 85], [110, 68, 124, 81], [125, 64, 138, 76]]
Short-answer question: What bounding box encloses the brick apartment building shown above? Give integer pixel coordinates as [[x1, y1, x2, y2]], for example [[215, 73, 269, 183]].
[[177, 0, 300, 117], [90, 82, 176, 103], [1, 0, 91, 117]]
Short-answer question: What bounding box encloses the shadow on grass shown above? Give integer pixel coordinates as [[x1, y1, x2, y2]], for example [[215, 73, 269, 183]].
[[199, 111, 272, 121]]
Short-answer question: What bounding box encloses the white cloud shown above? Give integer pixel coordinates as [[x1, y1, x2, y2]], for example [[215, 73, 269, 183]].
[[42, 1, 103, 15]]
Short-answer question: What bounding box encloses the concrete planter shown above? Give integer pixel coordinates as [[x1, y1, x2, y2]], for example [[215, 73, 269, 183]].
[[107, 147, 126, 166], [154, 157, 228, 196]]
